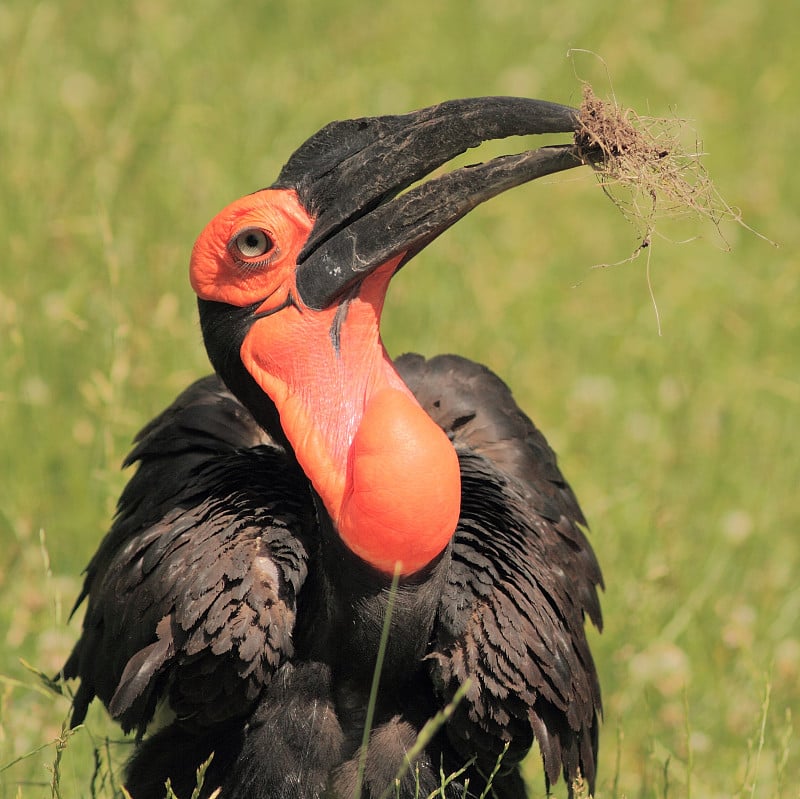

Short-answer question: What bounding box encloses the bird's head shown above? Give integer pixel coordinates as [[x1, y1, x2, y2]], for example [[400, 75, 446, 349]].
[[190, 97, 582, 576]]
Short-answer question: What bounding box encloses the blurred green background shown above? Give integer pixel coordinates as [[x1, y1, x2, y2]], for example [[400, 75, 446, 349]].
[[1, 0, 797, 797]]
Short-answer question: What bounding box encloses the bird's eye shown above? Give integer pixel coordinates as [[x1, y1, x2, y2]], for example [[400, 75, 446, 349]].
[[233, 228, 274, 259]]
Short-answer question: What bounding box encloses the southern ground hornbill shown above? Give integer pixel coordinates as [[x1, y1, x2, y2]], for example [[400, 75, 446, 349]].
[[63, 97, 604, 799]]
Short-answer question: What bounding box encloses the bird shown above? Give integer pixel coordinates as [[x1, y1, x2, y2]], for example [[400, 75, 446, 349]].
[[62, 96, 604, 799]]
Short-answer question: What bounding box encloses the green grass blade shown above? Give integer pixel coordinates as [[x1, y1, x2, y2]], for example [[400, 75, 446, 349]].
[[354, 564, 402, 799]]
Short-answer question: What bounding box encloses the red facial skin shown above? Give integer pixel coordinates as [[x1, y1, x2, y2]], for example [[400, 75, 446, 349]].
[[190, 189, 461, 575]]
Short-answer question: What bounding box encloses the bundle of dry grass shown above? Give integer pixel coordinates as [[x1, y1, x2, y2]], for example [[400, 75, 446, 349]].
[[573, 84, 757, 260]]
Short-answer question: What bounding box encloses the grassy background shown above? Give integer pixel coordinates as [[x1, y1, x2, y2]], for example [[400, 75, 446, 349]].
[[1, 0, 798, 796]]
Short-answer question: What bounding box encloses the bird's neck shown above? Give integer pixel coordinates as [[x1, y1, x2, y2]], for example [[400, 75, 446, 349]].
[[240, 262, 461, 575]]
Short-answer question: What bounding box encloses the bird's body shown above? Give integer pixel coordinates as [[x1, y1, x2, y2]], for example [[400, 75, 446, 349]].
[[64, 98, 604, 798]]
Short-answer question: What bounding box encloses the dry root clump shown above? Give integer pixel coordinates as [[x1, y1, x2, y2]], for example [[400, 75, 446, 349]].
[[573, 84, 744, 257]]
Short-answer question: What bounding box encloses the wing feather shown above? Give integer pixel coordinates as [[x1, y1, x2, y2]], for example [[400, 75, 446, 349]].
[[63, 375, 315, 735], [397, 353, 603, 793]]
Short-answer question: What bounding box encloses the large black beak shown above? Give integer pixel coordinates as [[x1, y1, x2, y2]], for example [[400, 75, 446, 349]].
[[276, 97, 584, 311]]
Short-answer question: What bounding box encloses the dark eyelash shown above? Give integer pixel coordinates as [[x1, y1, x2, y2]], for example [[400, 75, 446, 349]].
[[227, 241, 280, 271]]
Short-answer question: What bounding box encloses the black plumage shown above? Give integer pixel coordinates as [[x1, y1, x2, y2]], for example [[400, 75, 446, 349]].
[[66, 358, 602, 797]]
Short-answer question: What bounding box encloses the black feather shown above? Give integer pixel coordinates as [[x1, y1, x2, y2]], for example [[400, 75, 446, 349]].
[[64, 356, 602, 797]]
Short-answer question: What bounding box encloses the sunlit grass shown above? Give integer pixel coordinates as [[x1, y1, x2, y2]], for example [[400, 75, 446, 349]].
[[2, 0, 798, 797]]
